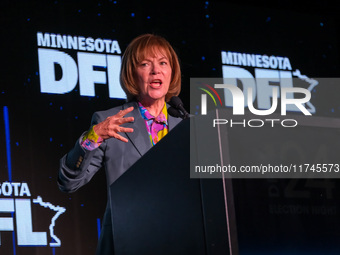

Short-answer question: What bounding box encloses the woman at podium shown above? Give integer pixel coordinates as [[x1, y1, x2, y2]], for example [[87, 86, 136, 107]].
[[58, 34, 182, 254]]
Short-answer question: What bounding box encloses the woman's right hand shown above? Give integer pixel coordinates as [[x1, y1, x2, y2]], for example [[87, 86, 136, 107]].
[[93, 107, 135, 143]]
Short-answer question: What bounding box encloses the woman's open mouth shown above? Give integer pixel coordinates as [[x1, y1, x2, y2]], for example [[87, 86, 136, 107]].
[[150, 79, 162, 88]]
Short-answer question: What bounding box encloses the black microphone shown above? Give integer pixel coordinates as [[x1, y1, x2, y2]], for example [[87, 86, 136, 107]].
[[169, 96, 190, 119], [168, 106, 184, 118]]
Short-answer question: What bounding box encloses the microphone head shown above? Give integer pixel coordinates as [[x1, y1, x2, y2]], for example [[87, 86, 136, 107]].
[[169, 96, 183, 108], [169, 96, 190, 119], [168, 106, 183, 118]]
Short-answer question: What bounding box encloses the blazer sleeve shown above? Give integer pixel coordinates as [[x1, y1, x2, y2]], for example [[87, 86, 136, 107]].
[[58, 112, 107, 193]]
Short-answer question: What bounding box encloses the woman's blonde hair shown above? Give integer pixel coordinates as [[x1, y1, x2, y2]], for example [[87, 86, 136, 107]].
[[120, 34, 181, 102]]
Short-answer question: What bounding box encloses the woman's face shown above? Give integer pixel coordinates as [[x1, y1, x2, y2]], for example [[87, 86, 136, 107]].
[[135, 48, 172, 105]]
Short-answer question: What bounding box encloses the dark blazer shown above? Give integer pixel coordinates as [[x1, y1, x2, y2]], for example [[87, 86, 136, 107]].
[[58, 101, 182, 254]]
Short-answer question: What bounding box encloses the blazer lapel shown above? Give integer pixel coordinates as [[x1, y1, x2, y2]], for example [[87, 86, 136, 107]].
[[167, 103, 182, 131], [123, 101, 152, 156], [123, 101, 183, 156]]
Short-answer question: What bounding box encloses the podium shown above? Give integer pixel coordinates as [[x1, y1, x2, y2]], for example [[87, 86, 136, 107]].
[[109, 119, 231, 255]]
